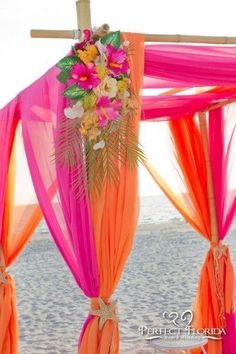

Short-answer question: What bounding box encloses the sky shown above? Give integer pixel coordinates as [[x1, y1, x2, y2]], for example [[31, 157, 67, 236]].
[[1, 0, 236, 197]]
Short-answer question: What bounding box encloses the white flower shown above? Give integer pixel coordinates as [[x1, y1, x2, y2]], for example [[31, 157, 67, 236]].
[[94, 77, 118, 98], [123, 40, 130, 47], [96, 40, 107, 55], [100, 53, 108, 66], [93, 140, 105, 150], [64, 102, 84, 119]]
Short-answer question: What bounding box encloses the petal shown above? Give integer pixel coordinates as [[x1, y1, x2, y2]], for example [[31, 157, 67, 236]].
[[64, 107, 78, 119], [93, 140, 105, 150]]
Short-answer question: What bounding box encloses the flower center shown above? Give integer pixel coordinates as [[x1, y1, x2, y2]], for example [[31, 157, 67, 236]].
[[110, 62, 122, 69], [101, 107, 110, 120], [80, 76, 88, 81], [104, 84, 111, 91]]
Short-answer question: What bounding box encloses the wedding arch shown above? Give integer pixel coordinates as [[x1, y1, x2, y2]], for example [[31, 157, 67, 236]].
[[0, 2, 235, 354]]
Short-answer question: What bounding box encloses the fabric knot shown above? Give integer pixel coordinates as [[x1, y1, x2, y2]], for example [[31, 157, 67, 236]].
[[0, 265, 8, 285], [210, 242, 228, 328], [90, 297, 118, 329], [211, 242, 228, 260]]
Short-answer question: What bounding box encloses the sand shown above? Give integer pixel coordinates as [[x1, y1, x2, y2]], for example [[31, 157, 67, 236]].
[[11, 220, 236, 354]]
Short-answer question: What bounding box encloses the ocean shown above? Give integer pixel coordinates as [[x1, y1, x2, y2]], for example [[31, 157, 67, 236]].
[[37, 195, 181, 234]]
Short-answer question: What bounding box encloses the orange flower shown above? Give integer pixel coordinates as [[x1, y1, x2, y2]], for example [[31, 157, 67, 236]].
[[78, 45, 98, 64]]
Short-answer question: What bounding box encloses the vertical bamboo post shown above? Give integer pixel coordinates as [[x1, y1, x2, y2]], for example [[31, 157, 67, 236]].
[[199, 112, 218, 244], [76, 0, 92, 30]]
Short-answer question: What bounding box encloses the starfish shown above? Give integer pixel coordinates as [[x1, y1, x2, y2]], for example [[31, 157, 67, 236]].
[[90, 298, 118, 330], [0, 268, 8, 285]]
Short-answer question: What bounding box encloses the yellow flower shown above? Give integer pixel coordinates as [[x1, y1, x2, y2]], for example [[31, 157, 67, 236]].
[[83, 93, 97, 110], [96, 65, 108, 79], [88, 128, 99, 141], [84, 113, 98, 128], [117, 79, 129, 93], [122, 97, 137, 116], [78, 45, 98, 64], [79, 112, 99, 140], [79, 126, 88, 136]]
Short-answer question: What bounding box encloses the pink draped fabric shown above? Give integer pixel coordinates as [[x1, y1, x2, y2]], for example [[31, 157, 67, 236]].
[[209, 108, 236, 352], [141, 89, 236, 121], [209, 108, 236, 239], [20, 66, 99, 299], [144, 44, 236, 88]]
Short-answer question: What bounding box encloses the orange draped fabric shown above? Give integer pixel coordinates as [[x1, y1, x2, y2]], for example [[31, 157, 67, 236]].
[[144, 113, 235, 354], [142, 114, 211, 239], [0, 124, 42, 354], [195, 247, 234, 328], [78, 33, 144, 354], [193, 245, 235, 354], [169, 114, 235, 354]]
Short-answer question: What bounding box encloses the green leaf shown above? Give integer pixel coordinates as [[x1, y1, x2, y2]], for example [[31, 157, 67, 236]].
[[57, 70, 69, 84], [101, 31, 121, 48], [56, 55, 79, 72], [62, 84, 87, 99], [116, 75, 126, 81]]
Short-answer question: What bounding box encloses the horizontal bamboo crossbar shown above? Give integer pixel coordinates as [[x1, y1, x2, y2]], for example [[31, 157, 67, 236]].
[[144, 33, 236, 44], [30, 30, 236, 44], [30, 30, 78, 39]]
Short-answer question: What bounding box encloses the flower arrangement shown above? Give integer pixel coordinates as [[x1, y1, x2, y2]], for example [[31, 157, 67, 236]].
[[55, 28, 144, 197]]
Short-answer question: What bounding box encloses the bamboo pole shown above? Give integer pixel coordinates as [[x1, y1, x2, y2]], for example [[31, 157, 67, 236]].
[[76, 0, 91, 30], [30, 30, 77, 39], [144, 33, 236, 44], [199, 112, 218, 244], [30, 30, 236, 44]]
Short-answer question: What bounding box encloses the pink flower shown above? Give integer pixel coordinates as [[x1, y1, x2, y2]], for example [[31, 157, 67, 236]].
[[70, 63, 100, 90], [83, 29, 92, 42], [74, 41, 87, 51], [74, 29, 93, 50], [96, 96, 121, 127], [106, 44, 129, 76]]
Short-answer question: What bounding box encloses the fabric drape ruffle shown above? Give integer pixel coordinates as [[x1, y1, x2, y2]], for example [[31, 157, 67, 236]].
[[193, 244, 236, 354], [0, 39, 235, 354], [78, 32, 144, 354], [143, 109, 235, 354]]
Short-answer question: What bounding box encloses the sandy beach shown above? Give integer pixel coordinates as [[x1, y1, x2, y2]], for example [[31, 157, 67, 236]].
[[11, 197, 236, 354]]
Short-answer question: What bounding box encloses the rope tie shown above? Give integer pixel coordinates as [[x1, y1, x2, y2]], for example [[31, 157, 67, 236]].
[[211, 241, 228, 260]]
